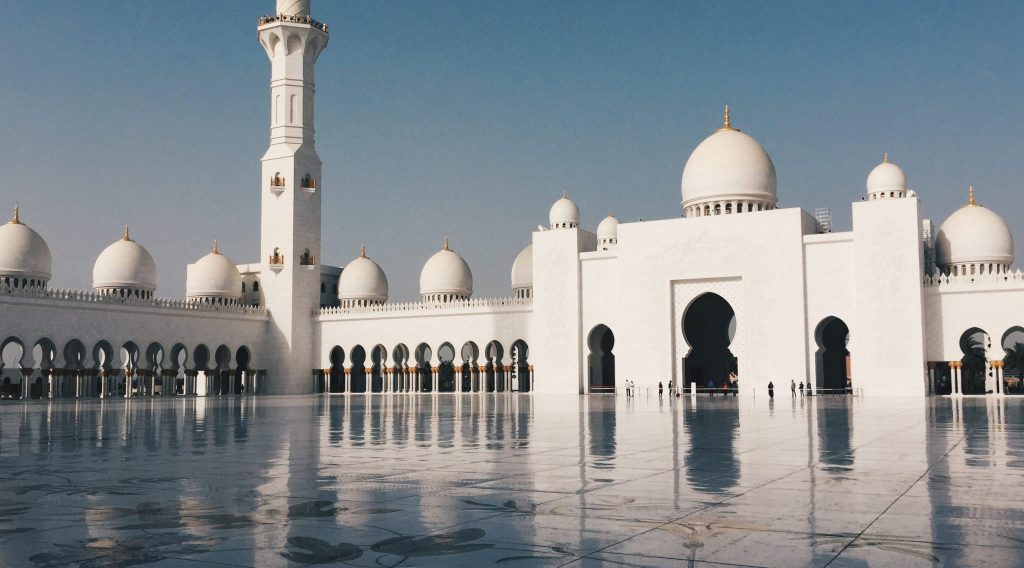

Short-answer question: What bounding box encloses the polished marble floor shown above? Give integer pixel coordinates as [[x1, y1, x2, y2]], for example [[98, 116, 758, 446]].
[[0, 393, 1021, 567]]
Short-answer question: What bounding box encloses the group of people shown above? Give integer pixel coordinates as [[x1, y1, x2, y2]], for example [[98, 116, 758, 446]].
[[649, 375, 739, 398], [766, 379, 812, 399]]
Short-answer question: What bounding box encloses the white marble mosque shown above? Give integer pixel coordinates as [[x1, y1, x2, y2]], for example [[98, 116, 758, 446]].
[[3, 0, 1024, 403]]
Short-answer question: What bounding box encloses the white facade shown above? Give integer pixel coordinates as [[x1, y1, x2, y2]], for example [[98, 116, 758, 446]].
[[2, 1, 1022, 400]]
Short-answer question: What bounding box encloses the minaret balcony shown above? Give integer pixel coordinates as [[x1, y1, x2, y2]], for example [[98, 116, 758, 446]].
[[258, 15, 329, 33], [268, 253, 285, 272], [300, 175, 318, 195], [269, 175, 287, 196], [299, 255, 317, 270]]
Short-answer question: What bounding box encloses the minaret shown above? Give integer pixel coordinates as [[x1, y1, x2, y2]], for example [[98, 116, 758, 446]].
[[258, 0, 328, 394]]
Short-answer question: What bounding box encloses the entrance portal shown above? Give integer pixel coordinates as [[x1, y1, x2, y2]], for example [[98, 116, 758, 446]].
[[587, 324, 615, 393], [682, 293, 736, 389], [815, 316, 851, 394]]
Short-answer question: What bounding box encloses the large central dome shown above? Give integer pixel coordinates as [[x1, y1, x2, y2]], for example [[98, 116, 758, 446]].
[[681, 107, 777, 216]]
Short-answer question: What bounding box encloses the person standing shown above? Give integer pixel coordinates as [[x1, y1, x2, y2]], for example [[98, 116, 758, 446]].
[[658, 381, 663, 398], [791, 380, 796, 397], [768, 380, 775, 399], [799, 381, 805, 396]]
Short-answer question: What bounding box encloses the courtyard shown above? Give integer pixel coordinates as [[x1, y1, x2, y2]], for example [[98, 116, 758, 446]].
[[0, 393, 1020, 566]]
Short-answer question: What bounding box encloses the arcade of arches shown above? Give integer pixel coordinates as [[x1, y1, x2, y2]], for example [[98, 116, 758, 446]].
[[318, 340, 533, 394], [0, 337, 262, 400], [930, 326, 1024, 396]]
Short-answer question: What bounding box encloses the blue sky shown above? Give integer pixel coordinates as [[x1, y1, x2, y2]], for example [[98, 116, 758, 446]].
[[2, 1, 1022, 299]]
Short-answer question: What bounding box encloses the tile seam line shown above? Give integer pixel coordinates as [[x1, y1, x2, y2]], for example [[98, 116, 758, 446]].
[[821, 430, 968, 567]]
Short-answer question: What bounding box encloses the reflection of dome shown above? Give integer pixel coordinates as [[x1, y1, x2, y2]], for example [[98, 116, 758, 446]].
[[681, 107, 777, 217], [866, 153, 908, 199], [92, 226, 157, 297], [419, 239, 473, 302], [187, 241, 242, 303], [549, 192, 580, 229], [0, 208, 52, 286], [935, 187, 1014, 275], [510, 244, 533, 298], [597, 213, 619, 249], [339, 246, 388, 307]]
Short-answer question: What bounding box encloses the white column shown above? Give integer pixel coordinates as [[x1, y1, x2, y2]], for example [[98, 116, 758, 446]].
[[344, 366, 351, 394]]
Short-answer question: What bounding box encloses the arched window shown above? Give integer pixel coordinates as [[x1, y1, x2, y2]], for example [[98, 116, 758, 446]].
[[241, 282, 246, 293], [320, 282, 326, 293], [253, 281, 259, 292]]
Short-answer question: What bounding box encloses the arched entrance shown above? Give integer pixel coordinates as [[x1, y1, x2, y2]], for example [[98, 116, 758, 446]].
[[815, 316, 851, 394], [328, 346, 344, 393], [959, 328, 989, 395], [587, 324, 615, 393], [350, 345, 367, 393], [682, 293, 736, 390], [511, 340, 530, 392]]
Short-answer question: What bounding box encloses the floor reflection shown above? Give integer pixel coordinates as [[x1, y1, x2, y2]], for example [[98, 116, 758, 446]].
[[0, 395, 1021, 566]]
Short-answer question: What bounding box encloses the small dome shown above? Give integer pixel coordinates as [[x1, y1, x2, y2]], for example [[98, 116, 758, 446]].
[[187, 241, 242, 301], [935, 188, 1014, 270], [549, 192, 580, 229], [339, 246, 388, 303], [420, 239, 473, 299], [511, 244, 533, 291], [866, 154, 908, 197], [92, 226, 157, 292], [0, 208, 52, 282], [681, 107, 777, 214], [597, 213, 619, 246]]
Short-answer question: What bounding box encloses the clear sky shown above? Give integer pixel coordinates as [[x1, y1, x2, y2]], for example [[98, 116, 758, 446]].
[[3, 1, 1022, 299]]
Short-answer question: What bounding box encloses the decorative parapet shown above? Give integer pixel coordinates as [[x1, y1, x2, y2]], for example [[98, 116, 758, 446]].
[[0, 285, 267, 316], [923, 269, 1024, 290], [317, 296, 532, 318], [258, 14, 329, 33]]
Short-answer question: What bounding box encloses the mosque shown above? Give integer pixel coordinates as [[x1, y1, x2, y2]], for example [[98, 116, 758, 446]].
[[1, 0, 1022, 400]]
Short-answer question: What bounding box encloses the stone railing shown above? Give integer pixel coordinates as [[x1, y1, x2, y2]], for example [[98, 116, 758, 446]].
[[924, 269, 1024, 289], [0, 285, 267, 316], [258, 14, 329, 33], [317, 296, 532, 317]]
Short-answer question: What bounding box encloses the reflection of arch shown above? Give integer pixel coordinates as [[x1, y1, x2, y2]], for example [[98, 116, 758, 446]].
[[328, 346, 345, 393], [814, 316, 850, 393], [959, 328, 990, 395], [371, 344, 387, 393], [437, 342, 456, 392], [682, 293, 736, 388], [587, 325, 615, 393], [684, 400, 740, 492], [511, 339, 531, 392], [350, 345, 367, 393], [415, 343, 432, 392]]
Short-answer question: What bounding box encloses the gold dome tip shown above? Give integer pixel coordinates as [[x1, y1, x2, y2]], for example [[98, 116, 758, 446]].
[[718, 105, 737, 131], [883, 152, 889, 163], [11, 206, 20, 224], [968, 185, 976, 206], [212, 239, 220, 254], [360, 244, 367, 258], [122, 225, 132, 241], [562, 190, 568, 199], [443, 237, 450, 251]]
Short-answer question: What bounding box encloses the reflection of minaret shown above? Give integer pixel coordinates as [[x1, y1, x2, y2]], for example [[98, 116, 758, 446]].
[[258, 0, 329, 393], [683, 402, 739, 493], [816, 400, 855, 471], [926, 399, 963, 565]]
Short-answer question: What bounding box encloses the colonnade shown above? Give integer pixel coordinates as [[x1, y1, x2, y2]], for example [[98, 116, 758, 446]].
[[931, 360, 1008, 397], [1, 368, 265, 400], [316, 364, 535, 394]]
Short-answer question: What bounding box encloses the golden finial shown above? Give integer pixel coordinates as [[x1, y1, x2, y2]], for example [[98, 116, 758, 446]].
[[122, 225, 132, 241], [212, 239, 220, 254], [360, 244, 367, 258], [562, 190, 568, 199], [883, 152, 889, 163], [443, 237, 450, 251], [717, 105, 737, 131], [608, 210, 613, 217], [11, 206, 20, 225], [968, 185, 976, 206]]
